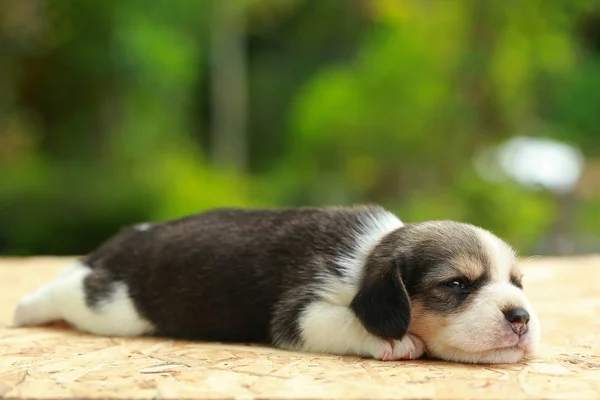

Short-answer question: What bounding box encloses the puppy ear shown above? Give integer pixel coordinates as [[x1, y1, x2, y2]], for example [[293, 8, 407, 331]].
[[350, 259, 411, 340]]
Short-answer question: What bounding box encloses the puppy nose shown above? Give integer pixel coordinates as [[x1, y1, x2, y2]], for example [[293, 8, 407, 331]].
[[504, 308, 530, 335]]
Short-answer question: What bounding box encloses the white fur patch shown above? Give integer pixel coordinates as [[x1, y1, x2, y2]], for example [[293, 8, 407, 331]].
[[13, 261, 154, 337], [297, 301, 424, 360], [297, 301, 379, 356], [476, 227, 516, 283], [423, 281, 541, 363], [317, 208, 403, 306]]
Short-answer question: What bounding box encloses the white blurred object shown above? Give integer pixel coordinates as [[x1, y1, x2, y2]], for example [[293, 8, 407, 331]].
[[477, 136, 584, 194]]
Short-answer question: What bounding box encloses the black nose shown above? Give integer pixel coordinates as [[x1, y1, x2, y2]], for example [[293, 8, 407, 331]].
[[504, 308, 530, 336]]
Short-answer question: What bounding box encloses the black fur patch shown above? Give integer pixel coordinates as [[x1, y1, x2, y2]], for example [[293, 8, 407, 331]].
[[81, 205, 389, 345], [349, 227, 413, 340]]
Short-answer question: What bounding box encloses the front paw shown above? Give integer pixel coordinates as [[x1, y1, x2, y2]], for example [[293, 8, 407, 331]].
[[372, 333, 426, 361]]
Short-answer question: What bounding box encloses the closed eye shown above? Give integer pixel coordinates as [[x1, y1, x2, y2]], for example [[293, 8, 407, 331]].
[[441, 277, 472, 292]]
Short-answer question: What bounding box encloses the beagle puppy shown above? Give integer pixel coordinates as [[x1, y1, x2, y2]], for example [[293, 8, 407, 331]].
[[13, 205, 540, 363]]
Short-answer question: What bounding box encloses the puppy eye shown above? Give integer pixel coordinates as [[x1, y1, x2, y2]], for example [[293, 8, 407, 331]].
[[443, 278, 470, 291]]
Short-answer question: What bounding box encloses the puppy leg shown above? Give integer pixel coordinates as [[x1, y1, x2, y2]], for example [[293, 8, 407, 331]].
[[13, 261, 154, 337], [13, 262, 84, 326], [294, 301, 425, 360]]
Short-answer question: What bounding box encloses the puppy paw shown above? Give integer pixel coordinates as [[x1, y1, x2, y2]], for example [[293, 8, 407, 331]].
[[13, 296, 39, 326], [372, 333, 426, 361], [12, 293, 57, 327]]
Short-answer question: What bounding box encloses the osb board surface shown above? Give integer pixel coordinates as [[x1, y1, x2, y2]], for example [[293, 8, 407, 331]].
[[1, 256, 599, 399]]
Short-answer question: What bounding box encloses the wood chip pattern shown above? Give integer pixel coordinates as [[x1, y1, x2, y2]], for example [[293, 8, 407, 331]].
[[1, 256, 599, 399]]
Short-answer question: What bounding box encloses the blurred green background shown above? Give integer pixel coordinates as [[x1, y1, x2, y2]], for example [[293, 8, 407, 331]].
[[1, 0, 599, 257]]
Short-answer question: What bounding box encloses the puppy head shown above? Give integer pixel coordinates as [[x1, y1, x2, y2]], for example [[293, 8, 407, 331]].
[[352, 220, 540, 364]]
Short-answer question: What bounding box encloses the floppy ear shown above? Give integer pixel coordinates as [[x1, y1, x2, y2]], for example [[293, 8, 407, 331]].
[[350, 259, 411, 340]]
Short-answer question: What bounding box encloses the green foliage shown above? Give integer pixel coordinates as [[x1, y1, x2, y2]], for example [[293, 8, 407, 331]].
[[130, 141, 262, 221], [1, 0, 599, 255], [549, 56, 600, 155]]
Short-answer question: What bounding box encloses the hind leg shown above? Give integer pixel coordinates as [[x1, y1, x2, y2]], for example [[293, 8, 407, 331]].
[[13, 262, 84, 327], [13, 261, 154, 337]]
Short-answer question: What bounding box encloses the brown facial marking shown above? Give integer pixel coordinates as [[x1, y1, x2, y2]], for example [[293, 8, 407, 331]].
[[450, 254, 486, 282], [412, 255, 483, 293], [409, 299, 449, 344]]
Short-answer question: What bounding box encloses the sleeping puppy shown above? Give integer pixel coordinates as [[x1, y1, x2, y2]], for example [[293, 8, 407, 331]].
[[13, 205, 540, 364]]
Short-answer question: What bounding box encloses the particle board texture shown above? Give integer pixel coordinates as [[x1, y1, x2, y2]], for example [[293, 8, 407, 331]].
[[0, 256, 599, 399]]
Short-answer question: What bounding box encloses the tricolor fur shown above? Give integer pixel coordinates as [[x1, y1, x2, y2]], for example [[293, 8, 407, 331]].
[[13, 205, 540, 363]]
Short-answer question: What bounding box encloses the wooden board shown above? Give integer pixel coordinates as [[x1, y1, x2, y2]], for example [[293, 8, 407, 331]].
[[1, 256, 599, 399]]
